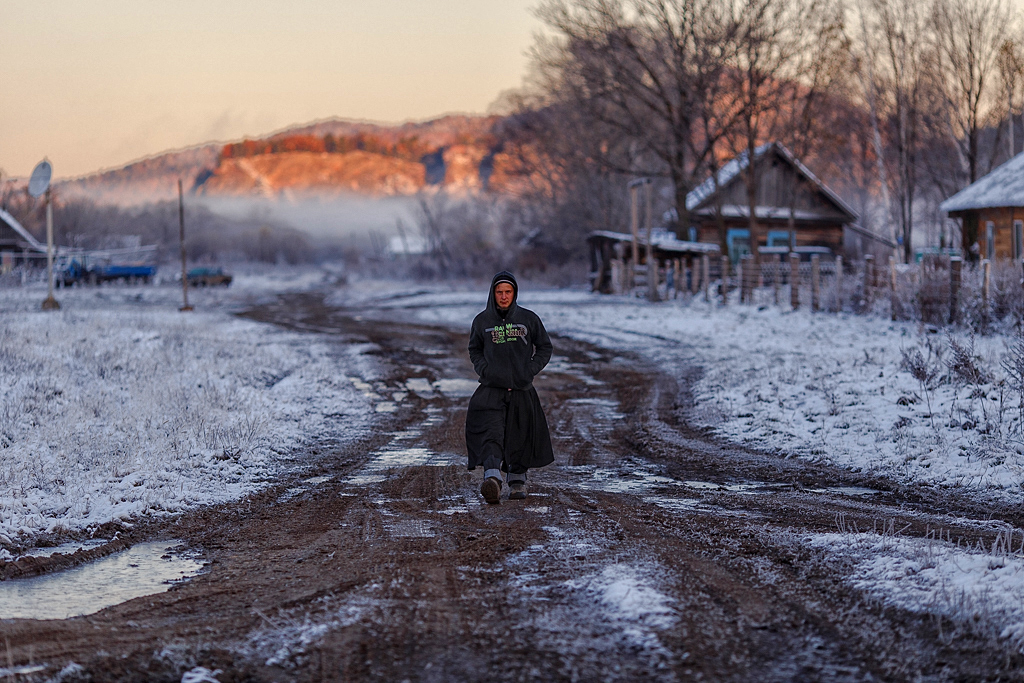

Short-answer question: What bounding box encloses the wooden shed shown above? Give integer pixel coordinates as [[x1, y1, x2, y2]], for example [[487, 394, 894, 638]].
[[686, 142, 858, 262], [939, 151, 1024, 260], [587, 228, 720, 293]]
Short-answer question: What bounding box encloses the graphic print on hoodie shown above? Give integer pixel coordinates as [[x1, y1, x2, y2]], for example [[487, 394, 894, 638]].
[[468, 271, 552, 391]]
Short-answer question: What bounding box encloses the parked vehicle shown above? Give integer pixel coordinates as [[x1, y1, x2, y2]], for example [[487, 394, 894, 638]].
[[187, 267, 232, 287], [58, 260, 156, 286]]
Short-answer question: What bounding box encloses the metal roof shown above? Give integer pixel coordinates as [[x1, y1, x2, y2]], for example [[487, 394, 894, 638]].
[[0, 208, 45, 251], [939, 151, 1024, 212]]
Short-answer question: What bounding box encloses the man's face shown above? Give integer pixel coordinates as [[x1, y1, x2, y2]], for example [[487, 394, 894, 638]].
[[494, 282, 515, 311]]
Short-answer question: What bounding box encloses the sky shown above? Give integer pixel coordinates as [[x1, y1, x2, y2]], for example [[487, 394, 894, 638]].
[[0, 1, 544, 179]]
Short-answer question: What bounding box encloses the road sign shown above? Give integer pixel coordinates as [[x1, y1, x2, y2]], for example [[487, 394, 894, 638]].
[[28, 160, 52, 198]]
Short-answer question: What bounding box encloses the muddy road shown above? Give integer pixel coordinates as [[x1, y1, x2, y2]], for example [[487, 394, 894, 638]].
[[2, 293, 1023, 682]]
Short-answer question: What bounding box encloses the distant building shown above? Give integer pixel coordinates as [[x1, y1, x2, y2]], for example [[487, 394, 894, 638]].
[[386, 234, 429, 258], [939, 151, 1024, 260], [686, 142, 859, 262], [0, 208, 45, 263]]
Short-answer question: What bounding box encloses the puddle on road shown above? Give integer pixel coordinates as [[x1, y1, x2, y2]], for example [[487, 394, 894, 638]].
[[0, 541, 202, 620], [808, 486, 882, 497], [278, 475, 335, 501], [405, 378, 435, 398], [432, 378, 479, 398], [345, 446, 452, 486], [17, 538, 108, 560], [386, 519, 436, 538]]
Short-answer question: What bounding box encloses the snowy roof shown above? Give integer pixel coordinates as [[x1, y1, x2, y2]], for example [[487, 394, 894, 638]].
[[587, 229, 720, 253], [686, 142, 858, 222], [386, 234, 429, 256], [939, 151, 1024, 212], [0, 207, 44, 251]]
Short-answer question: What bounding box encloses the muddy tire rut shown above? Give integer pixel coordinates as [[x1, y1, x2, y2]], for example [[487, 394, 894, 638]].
[[2, 292, 1023, 682]]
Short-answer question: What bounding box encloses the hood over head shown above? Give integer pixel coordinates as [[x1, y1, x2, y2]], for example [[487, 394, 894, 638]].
[[488, 271, 518, 316]]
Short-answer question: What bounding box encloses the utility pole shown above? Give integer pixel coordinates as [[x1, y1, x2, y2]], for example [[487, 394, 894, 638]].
[[178, 179, 192, 312], [29, 159, 59, 310]]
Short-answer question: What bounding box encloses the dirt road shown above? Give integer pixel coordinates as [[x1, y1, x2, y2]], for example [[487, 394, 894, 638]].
[[2, 293, 1023, 681]]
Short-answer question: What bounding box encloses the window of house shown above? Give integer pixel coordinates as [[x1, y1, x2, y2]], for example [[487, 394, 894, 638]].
[[986, 221, 995, 260], [726, 228, 750, 263], [1014, 220, 1023, 261], [766, 230, 791, 248]]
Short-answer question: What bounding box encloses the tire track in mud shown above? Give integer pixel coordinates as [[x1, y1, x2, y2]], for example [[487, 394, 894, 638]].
[[2, 292, 1023, 681]]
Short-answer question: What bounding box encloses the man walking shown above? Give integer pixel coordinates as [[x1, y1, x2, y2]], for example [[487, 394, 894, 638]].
[[466, 271, 554, 504]]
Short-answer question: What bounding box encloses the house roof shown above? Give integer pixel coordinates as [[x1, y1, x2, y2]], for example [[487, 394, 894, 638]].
[[0, 208, 45, 251], [939, 151, 1024, 213], [587, 229, 720, 254], [686, 142, 858, 222]]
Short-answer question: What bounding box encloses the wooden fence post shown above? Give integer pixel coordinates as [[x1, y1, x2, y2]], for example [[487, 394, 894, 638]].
[[834, 256, 843, 312], [773, 253, 781, 306], [702, 254, 710, 302], [949, 256, 961, 324], [736, 258, 744, 303], [690, 257, 699, 296], [982, 259, 991, 326], [611, 259, 623, 295], [862, 254, 874, 312], [648, 256, 660, 301], [889, 255, 898, 321], [789, 252, 800, 310], [811, 254, 820, 312], [721, 255, 730, 305]]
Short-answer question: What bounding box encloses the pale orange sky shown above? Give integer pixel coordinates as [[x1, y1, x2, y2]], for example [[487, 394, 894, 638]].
[[0, 1, 543, 178]]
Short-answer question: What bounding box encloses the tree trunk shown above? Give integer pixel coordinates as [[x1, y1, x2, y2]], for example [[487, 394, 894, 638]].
[[745, 142, 761, 267]]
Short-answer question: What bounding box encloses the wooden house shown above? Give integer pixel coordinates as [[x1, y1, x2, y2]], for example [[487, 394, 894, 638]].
[[939, 151, 1024, 260], [686, 142, 858, 262]]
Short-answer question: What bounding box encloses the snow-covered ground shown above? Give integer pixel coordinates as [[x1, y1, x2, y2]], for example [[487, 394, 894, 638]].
[[335, 277, 1024, 650], [807, 525, 1024, 650], [0, 267, 372, 556], [337, 280, 1024, 503]]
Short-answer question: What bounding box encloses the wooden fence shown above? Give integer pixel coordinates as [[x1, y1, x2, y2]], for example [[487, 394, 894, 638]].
[[608, 253, 1024, 327]]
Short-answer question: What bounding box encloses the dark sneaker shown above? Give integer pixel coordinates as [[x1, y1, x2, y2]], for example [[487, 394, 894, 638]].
[[481, 476, 502, 505], [509, 482, 526, 500]]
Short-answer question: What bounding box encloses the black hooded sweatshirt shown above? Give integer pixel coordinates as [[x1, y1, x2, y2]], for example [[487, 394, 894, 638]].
[[465, 272, 554, 473]]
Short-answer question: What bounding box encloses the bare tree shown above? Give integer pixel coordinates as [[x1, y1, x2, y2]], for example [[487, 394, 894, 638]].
[[773, 1, 852, 251], [854, 0, 933, 263], [932, 0, 1011, 182], [724, 0, 834, 265], [997, 38, 1024, 160], [534, 0, 740, 238]]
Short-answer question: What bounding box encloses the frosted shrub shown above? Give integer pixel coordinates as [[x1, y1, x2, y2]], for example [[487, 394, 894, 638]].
[[1001, 334, 1024, 434]]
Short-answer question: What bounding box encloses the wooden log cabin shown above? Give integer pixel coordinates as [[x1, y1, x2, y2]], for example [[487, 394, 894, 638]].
[[939, 150, 1024, 261], [685, 142, 858, 262]]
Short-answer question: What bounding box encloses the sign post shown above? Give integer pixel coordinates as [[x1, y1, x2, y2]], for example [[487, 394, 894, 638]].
[[29, 160, 59, 310], [178, 179, 192, 311]]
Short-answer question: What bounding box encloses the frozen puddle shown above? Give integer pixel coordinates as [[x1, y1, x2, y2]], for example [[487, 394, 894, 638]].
[[0, 541, 203, 620]]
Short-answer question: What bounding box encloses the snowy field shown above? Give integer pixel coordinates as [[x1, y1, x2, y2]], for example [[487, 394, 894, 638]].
[[0, 267, 372, 557]]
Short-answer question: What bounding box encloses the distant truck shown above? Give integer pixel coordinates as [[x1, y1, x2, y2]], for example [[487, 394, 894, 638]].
[[58, 260, 157, 286], [187, 267, 232, 287]]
